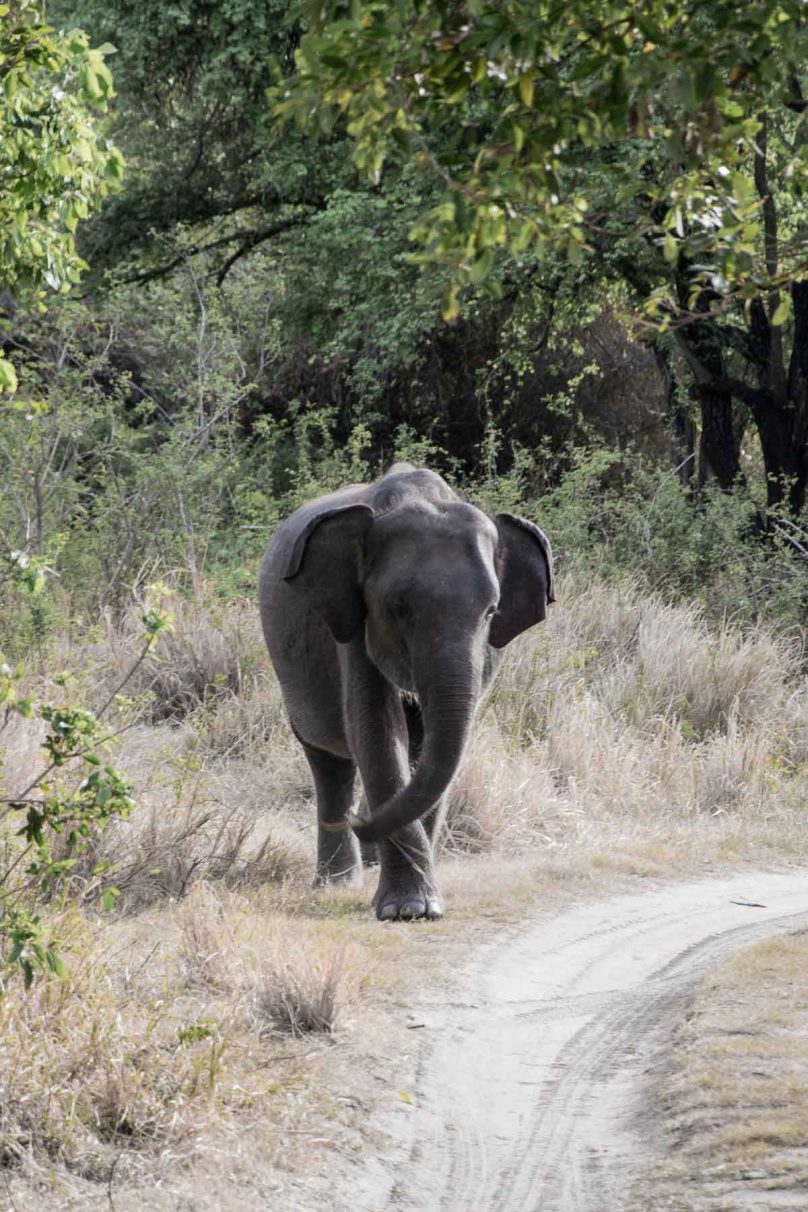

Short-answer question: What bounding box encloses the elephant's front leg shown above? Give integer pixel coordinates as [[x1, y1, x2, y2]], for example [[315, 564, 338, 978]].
[[304, 744, 362, 887], [342, 649, 442, 921], [375, 824, 443, 920]]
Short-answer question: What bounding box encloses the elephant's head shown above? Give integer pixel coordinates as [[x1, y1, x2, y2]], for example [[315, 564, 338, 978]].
[[281, 496, 553, 842]]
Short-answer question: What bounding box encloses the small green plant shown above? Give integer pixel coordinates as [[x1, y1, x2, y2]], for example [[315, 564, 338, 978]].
[[177, 1019, 217, 1046]]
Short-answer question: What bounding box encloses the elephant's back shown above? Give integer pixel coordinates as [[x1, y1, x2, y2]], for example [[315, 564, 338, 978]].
[[259, 481, 372, 585], [259, 464, 458, 585]]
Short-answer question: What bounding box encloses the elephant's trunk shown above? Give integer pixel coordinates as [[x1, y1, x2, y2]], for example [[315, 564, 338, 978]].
[[350, 667, 478, 843]]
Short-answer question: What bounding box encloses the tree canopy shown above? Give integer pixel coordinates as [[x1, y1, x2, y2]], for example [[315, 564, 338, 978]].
[[0, 0, 123, 390], [278, 1, 808, 319], [267, 0, 808, 509]]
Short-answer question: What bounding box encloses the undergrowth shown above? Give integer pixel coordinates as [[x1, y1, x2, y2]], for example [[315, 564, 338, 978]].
[[1, 572, 807, 1206]]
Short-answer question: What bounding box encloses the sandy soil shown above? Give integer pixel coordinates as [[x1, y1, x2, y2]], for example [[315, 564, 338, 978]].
[[346, 869, 808, 1212]]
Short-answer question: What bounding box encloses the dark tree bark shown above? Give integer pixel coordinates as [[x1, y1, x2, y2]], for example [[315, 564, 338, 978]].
[[676, 303, 743, 492], [668, 114, 808, 515], [695, 385, 741, 491], [654, 345, 695, 487], [745, 284, 808, 513]]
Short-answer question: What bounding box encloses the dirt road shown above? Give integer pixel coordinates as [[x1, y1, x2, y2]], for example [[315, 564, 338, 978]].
[[357, 870, 808, 1212]]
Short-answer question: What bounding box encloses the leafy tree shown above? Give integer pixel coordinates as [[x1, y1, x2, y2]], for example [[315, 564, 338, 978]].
[[46, 1, 644, 480], [279, 1, 808, 302], [277, 1, 808, 508], [49, 0, 335, 277], [0, 0, 124, 390], [0, 553, 172, 987], [593, 105, 808, 510]]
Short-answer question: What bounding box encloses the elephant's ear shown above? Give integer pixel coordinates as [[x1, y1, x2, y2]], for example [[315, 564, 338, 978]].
[[489, 513, 555, 649], [283, 504, 374, 643]]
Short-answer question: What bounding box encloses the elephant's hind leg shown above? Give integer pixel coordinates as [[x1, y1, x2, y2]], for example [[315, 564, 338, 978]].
[[304, 745, 362, 887]]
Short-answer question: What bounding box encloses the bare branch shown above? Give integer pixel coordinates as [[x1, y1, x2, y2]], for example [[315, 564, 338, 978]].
[[118, 210, 320, 287]]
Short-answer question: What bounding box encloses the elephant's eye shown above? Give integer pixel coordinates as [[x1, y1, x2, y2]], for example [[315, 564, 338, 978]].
[[485, 603, 498, 620]]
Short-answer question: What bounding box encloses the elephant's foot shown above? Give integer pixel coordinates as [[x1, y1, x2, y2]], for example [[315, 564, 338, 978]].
[[315, 828, 363, 887], [373, 869, 443, 921], [373, 825, 442, 921]]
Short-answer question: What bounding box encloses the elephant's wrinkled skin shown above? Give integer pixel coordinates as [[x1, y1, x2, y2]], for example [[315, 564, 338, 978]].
[[259, 464, 553, 921]]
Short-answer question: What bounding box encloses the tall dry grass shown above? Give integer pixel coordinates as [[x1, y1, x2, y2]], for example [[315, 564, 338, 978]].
[[1, 574, 807, 1207], [448, 576, 808, 858], [5, 576, 807, 904]]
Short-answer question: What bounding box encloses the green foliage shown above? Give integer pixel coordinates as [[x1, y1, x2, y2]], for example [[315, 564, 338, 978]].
[[277, 1, 808, 316], [0, 1, 124, 389], [473, 440, 808, 630], [272, 176, 445, 398], [0, 288, 267, 615], [50, 0, 327, 271], [0, 560, 171, 989]]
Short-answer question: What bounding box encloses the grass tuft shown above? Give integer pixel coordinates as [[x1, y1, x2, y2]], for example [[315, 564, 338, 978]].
[[251, 943, 355, 1037]]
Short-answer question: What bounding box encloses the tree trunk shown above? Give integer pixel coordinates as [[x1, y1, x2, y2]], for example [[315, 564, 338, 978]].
[[678, 300, 742, 491], [655, 345, 695, 487], [751, 392, 808, 512], [696, 384, 740, 490], [744, 282, 808, 514]]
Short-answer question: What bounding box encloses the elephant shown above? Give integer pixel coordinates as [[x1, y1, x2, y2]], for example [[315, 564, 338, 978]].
[[259, 462, 554, 921]]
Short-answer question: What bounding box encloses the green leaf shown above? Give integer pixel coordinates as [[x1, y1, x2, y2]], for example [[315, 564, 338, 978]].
[[771, 296, 792, 327], [441, 284, 460, 322], [0, 357, 18, 394], [100, 887, 120, 913], [662, 233, 678, 264], [79, 64, 103, 101], [468, 247, 494, 285], [45, 950, 69, 980]]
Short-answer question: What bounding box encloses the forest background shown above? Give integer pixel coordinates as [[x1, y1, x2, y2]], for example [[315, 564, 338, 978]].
[[2, 4, 808, 1205], [5, 0, 808, 648]]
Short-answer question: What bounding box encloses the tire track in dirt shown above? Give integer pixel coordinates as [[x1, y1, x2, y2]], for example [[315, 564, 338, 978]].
[[359, 870, 808, 1212]]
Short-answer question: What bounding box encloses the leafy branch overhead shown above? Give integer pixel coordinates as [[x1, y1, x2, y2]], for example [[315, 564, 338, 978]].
[[275, 1, 808, 318]]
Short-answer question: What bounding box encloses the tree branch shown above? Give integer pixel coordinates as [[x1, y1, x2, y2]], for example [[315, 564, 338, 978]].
[[753, 111, 788, 402], [675, 332, 762, 408], [117, 210, 320, 287], [214, 215, 312, 284]]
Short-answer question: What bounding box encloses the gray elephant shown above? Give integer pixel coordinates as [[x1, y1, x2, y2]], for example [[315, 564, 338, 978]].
[[259, 463, 553, 920]]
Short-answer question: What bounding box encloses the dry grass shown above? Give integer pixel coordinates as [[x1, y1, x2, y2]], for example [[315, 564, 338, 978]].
[[0, 882, 395, 1210], [2, 574, 808, 1209], [38, 723, 310, 911], [446, 575, 808, 866], [251, 942, 356, 1037], [635, 931, 808, 1210], [0, 913, 218, 1181], [86, 593, 267, 724]]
